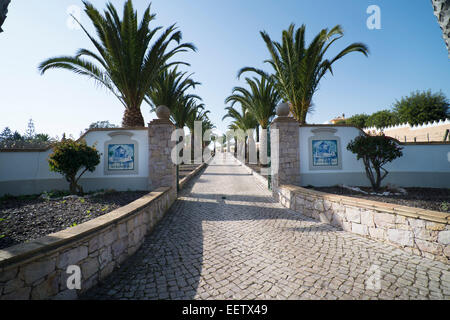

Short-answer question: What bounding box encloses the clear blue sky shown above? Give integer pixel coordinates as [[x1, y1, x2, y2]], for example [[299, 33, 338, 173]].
[[0, 0, 449, 138]]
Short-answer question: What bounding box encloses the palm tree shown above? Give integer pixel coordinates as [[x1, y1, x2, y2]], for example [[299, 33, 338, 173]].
[[145, 64, 209, 165], [225, 76, 280, 164], [222, 105, 258, 162], [146, 66, 200, 113], [170, 96, 199, 130], [239, 24, 369, 124], [38, 0, 196, 127]]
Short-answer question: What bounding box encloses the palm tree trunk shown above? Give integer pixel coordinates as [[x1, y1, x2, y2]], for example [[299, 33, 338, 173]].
[[190, 130, 195, 163], [256, 126, 260, 163], [299, 100, 311, 124], [245, 138, 248, 163], [122, 106, 145, 127], [259, 130, 268, 166]]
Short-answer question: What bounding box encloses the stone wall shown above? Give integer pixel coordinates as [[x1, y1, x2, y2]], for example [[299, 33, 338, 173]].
[[0, 186, 174, 300], [275, 184, 450, 263]]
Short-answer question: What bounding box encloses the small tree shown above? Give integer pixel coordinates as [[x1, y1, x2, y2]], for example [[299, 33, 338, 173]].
[[48, 139, 100, 194], [347, 133, 403, 191]]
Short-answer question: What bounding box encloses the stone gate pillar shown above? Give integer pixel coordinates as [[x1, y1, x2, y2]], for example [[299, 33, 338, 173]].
[[148, 106, 177, 201], [270, 103, 300, 199]]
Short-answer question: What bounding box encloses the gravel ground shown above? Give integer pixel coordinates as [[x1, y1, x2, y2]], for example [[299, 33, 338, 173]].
[[0, 191, 148, 250], [310, 186, 450, 213]]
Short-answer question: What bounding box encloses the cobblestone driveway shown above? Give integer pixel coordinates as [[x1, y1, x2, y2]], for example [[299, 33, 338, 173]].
[[82, 153, 449, 300]]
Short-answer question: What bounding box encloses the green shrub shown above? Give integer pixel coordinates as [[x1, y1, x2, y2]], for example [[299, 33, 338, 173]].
[[48, 139, 100, 195], [347, 133, 403, 191]]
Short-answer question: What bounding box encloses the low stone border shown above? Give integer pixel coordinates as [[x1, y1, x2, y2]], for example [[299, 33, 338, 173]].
[[276, 185, 449, 263], [0, 186, 174, 300], [234, 155, 449, 263], [179, 162, 207, 190]]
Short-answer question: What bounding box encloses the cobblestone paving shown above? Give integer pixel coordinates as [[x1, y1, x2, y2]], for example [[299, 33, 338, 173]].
[[82, 153, 450, 300]]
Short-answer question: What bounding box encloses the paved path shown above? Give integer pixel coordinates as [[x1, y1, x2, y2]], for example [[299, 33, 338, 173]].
[[82, 153, 449, 300]]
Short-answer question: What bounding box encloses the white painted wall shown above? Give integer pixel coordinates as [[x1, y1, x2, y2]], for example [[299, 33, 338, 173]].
[[300, 126, 366, 174], [299, 126, 450, 187], [0, 129, 149, 195], [82, 129, 149, 179]]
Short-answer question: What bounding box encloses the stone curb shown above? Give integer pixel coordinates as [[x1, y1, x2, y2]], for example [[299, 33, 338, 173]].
[[179, 162, 208, 190], [0, 186, 174, 299]]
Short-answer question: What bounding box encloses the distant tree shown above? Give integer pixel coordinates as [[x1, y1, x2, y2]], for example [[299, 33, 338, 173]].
[[347, 133, 403, 191], [48, 139, 101, 194], [366, 110, 399, 128], [87, 121, 118, 130], [34, 133, 51, 142], [0, 127, 12, 140], [0, 121, 54, 149], [25, 119, 36, 139], [346, 114, 370, 128], [393, 90, 449, 125], [12, 131, 24, 141]]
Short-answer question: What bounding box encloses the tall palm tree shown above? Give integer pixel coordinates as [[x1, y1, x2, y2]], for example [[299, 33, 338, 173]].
[[239, 24, 369, 124], [38, 0, 196, 127], [225, 76, 280, 164]]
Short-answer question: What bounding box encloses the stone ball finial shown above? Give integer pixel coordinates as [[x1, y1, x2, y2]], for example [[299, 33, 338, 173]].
[[276, 102, 290, 117], [156, 105, 170, 120]]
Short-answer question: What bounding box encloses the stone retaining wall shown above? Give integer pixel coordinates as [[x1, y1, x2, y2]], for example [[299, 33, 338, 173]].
[[0, 186, 174, 300], [275, 185, 450, 263], [179, 162, 207, 190]]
